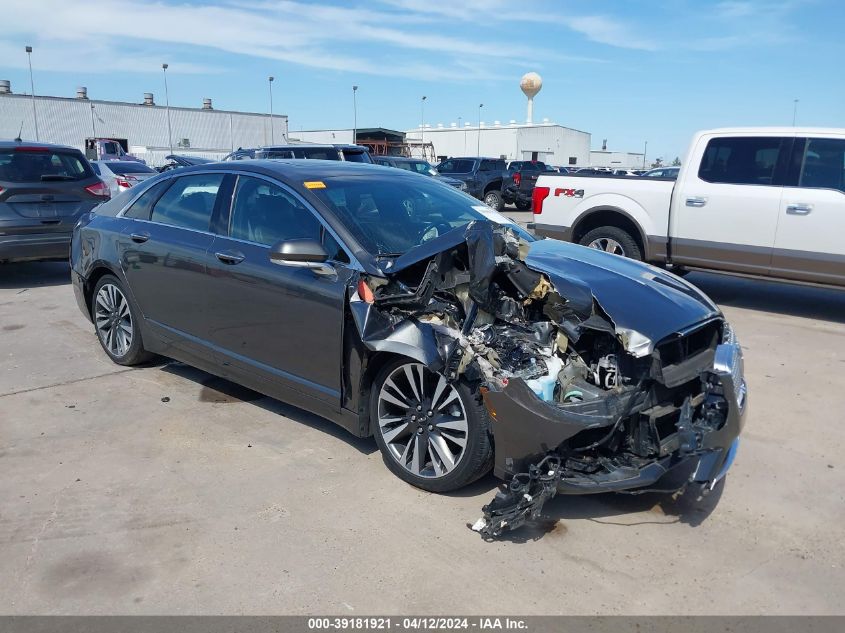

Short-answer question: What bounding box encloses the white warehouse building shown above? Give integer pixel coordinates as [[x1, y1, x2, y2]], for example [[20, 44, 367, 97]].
[[0, 81, 288, 167], [405, 121, 592, 167]]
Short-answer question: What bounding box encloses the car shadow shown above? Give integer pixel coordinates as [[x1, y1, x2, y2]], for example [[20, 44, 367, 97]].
[[687, 271, 845, 324], [0, 261, 72, 290], [161, 362, 377, 456]]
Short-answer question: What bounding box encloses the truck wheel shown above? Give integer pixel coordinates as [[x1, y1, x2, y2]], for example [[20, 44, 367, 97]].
[[483, 190, 504, 212], [516, 200, 531, 211], [370, 359, 492, 493], [579, 226, 642, 260]]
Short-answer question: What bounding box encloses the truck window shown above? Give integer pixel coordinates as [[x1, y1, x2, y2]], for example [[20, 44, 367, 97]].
[[799, 138, 845, 192], [698, 136, 784, 186], [438, 159, 475, 174]]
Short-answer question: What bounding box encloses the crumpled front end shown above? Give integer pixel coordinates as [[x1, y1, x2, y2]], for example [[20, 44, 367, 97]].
[[350, 221, 746, 538]]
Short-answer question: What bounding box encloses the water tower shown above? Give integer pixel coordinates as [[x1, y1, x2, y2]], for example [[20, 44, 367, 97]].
[[520, 72, 542, 124]]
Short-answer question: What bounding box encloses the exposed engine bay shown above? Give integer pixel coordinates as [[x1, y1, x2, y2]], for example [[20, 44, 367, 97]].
[[350, 221, 745, 539]]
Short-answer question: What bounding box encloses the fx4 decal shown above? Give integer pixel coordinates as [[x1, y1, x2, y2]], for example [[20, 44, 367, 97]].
[[554, 188, 584, 198]]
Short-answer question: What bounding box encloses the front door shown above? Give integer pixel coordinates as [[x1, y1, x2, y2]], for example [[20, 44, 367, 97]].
[[671, 135, 788, 275], [203, 175, 355, 409], [772, 137, 845, 286]]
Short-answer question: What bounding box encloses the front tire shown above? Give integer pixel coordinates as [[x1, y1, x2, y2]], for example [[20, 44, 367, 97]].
[[483, 189, 504, 212], [370, 359, 492, 492], [579, 226, 642, 260], [91, 274, 152, 366]]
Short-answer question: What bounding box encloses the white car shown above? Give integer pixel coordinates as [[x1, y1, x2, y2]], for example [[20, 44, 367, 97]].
[[90, 160, 158, 197], [531, 127, 845, 288]]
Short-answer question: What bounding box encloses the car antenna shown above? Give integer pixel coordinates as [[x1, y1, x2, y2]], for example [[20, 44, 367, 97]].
[[14, 120, 24, 142]]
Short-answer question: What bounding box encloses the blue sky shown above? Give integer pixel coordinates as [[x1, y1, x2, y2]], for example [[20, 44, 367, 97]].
[[2, 0, 843, 160]]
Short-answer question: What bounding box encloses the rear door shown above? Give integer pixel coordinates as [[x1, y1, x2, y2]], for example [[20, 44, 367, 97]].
[[119, 172, 227, 359], [203, 174, 355, 408], [772, 137, 845, 286], [670, 135, 789, 275], [0, 146, 106, 237]]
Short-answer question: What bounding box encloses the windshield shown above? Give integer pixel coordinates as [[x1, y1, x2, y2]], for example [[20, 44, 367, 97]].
[[310, 175, 531, 255], [342, 149, 372, 164], [437, 159, 475, 174]]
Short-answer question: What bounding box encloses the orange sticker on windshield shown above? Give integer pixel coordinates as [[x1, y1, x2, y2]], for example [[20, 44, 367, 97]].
[[303, 181, 326, 189]]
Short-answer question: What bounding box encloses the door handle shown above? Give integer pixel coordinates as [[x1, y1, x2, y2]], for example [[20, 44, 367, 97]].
[[786, 203, 813, 215], [685, 197, 707, 207], [130, 232, 150, 243], [215, 250, 245, 265]]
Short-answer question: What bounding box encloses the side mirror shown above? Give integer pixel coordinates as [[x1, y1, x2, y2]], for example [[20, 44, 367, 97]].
[[269, 238, 329, 263]]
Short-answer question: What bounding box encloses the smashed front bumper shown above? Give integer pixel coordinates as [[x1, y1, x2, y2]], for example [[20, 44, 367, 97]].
[[473, 342, 746, 537]]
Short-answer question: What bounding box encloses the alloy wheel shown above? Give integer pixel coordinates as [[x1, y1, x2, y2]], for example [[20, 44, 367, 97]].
[[376, 363, 469, 479], [588, 237, 626, 256], [95, 283, 133, 357]]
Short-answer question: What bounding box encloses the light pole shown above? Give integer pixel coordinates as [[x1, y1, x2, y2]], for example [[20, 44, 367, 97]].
[[90, 104, 97, 138], [458, 116, 464, 154], [420, 96, 427, 159], [25, 46, 38, 141], [477, 104, 483, 155], [352, 85, 358, 144], [643, 141, 648, 168], [268, 76, 275, 144], [162, 63, 173, 154], [792, 98, 799, 126]]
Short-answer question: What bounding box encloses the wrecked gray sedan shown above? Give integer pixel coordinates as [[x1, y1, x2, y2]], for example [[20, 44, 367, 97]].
[[71, 161, 746, 538]]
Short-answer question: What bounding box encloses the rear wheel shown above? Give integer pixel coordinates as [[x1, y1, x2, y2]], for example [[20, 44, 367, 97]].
[[579, 226, 642, 260], [483, 189, 504, 212], [371, 359, 492, 492], [91, 274, 152, 366]]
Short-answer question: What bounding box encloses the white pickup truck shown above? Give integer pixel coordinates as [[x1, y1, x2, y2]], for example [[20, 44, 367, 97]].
[[531, 127, 845, 287]]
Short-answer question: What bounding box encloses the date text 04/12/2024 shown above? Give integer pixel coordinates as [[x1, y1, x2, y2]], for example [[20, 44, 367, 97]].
[[307, 618, 528, 630]]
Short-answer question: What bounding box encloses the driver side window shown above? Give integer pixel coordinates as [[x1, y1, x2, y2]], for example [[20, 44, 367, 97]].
[[229, 176, 348, 263]]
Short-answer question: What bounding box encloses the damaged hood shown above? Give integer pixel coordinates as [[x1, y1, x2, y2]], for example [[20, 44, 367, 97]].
[[524, 238, 720, 344]]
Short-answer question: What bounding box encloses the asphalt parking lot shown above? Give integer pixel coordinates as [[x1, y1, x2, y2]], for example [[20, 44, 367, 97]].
[[1, 255, 844, 615]]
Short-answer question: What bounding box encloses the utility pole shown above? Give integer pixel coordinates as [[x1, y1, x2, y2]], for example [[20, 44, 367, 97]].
[[269, 76, 275, 144], [458, 116, 464, 154], [420, 96, 427, 160], [477, 104, 483, 155], [25, 46, 38, 141], [643, 141, 648, 168], [792, 99, 799, 126], [162, 63, 173, 154], [352, 85, 358, 144]]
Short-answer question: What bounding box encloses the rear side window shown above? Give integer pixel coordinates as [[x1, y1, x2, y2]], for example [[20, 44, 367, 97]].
[[124, 180, 172, 220], [295, 148, 339, 160], [438, 159, 475, 174], [0, 148, 93, 183], [150, 173, 223, 231], [799, 138, 845, 192], [343, 150, 371, 163], [698, 137, 784, 185]]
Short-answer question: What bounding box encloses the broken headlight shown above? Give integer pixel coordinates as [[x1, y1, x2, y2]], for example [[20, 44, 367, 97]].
[[721, 321, 739, 346]]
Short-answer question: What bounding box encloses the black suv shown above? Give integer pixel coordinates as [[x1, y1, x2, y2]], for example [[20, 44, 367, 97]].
[[0, 141, 110, 263], [435, 157, 507, 210], [503, 161, 558, 210]]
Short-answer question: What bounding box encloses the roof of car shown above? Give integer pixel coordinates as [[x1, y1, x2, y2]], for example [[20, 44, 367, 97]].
[[374, 156, 423, 162], [0, 139, 81, 151], [165, 159, 387, 180]]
